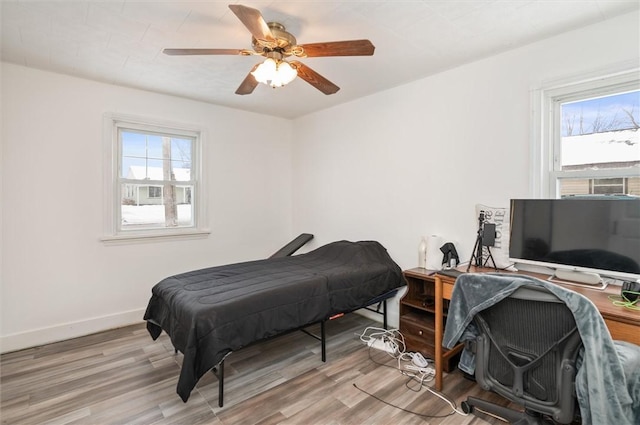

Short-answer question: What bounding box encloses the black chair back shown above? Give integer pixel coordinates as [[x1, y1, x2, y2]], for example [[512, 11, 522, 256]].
[[466, 285, 583, 424]]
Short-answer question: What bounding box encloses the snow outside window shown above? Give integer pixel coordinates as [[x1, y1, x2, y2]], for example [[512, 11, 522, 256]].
[[102, 114, 208, 243], [535, 70, 640, 198]]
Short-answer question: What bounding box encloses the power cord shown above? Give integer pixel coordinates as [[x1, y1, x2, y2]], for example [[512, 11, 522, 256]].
[[352, 383, 454, 419], [396, 351, 435, 385], [608, 291, 640, 311], [358, 326, 404, 355], [355, 327, 469, 418]]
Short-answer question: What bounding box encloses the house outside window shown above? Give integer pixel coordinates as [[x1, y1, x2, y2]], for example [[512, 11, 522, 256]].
[[103, 114, 208, 242], [535, 70, 640, 199]]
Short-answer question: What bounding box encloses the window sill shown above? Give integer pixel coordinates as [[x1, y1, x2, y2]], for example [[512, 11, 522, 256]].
[[101, 228, 211, 245]]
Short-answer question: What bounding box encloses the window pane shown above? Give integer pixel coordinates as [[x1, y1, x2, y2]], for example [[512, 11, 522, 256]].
[[560, 91, 640, 172], [593, 177, 623, 185], [558, 177, 640, 197], [592, 177, 624, 195], [170, 161, 191, 182], [171, 138, 193, 171], [120, 130, 193, 181], [592, 185, 623, 195], [558, 178, 591, 197], [121, 184, 194, 230]]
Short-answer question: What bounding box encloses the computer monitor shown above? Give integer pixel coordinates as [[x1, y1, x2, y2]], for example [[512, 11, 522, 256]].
[[509, 198, 640, 283]]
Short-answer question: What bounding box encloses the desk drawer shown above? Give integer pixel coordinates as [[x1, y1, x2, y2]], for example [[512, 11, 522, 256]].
[[401, 318, 435, 356], [402, 320, 435, 341]]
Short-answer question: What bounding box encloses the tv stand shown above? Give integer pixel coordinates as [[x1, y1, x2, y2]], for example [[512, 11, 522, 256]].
[[550, 269, 608, 290]]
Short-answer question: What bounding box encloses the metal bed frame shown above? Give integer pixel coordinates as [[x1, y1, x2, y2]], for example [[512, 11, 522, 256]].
[[170, 234, 400, 407], [209, 287, 398, 407]]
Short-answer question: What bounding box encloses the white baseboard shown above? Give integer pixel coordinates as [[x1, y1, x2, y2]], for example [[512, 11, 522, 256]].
[[355, 309, 400, 329], [0, 308, 146, 354], [1, 305, 400, 354]]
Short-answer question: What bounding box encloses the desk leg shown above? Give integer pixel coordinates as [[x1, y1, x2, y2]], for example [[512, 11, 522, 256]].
[[434, 277, 443, 391]]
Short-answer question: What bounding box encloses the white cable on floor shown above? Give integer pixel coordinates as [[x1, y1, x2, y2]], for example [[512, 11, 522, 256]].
[[355, 326, 468, 418]]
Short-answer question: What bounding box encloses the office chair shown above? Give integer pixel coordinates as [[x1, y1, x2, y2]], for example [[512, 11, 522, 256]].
[[461, 285, 583, 424]]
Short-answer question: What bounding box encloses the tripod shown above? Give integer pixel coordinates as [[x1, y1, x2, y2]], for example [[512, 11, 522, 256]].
[[467, 211, 497, 272]]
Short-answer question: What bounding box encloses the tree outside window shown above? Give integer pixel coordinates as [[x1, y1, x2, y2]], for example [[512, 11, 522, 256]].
[[540, 72, 640, 198]]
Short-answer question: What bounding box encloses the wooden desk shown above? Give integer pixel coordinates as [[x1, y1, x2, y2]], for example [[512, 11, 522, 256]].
[[542, 276, 640, 345], [433, 273, 459, 391], [399, 267, 640, 392], [400, 268, 462, 391]]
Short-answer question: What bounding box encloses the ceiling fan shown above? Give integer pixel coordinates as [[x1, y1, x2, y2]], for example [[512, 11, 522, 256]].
[[163, 4, 375, 95]]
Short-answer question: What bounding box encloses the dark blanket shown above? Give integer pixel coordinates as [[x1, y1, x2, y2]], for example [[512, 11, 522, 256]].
[[144, 240, 404, 402]]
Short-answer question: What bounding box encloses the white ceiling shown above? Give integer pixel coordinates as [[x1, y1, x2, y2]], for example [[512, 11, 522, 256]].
[[2, 1, 639, 119]]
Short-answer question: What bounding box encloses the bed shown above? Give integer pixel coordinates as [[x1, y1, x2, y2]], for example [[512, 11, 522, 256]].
[[143, 238, 405, 405]]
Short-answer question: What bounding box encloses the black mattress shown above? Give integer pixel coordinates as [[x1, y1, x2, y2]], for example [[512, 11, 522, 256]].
[[143, 240, 404, 401]]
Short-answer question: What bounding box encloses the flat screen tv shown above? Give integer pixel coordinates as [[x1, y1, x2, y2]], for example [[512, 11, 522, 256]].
[[509, 198, 640, 283]]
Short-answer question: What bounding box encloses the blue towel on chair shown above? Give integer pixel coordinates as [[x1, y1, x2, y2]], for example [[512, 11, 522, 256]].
[[442, 273, 640, 425]]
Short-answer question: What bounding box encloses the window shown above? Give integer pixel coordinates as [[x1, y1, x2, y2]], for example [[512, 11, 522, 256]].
[[148, 186, 162, 198], [591, 178, 625, 195], [103, 114, 208, 242], [534, 70, 640, 198]]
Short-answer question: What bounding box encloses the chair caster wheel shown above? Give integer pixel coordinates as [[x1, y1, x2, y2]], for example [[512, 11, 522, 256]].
[[461, 400, 473, 414]]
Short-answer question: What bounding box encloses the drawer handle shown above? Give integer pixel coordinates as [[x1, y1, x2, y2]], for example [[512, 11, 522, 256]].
[[418, 330, 423, 336]]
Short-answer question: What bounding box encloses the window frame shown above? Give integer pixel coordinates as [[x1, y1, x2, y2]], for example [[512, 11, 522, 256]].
[[531, 68, 640, 198], [102, 113, 209, 243]]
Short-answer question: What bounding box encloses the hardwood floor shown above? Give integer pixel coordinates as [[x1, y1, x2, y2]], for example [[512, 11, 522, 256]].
[[1, 314, 515, 424]]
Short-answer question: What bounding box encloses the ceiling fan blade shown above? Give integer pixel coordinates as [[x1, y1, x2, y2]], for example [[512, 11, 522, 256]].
[[235, 64, 260, 95], [290, 61, 339, 95], [296, 40, 375, 57], [228, 4, 275, 44], [163, 48, 250, 56]]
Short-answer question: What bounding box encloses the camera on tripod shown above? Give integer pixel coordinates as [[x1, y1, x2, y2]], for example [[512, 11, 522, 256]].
[[467, 210, 497, 271], [478, 211, 496, 247]]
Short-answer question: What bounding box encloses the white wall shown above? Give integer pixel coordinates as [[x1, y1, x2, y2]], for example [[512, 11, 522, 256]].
[[291, 12, 640, 325], [1, 64, 293, 352], [1, 11, 638, 352]]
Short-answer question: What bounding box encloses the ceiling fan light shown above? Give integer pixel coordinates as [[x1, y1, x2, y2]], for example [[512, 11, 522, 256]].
[[277, 61, 297, 85], [251, 58, 277, 84], [251, 58, 297, 88]]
